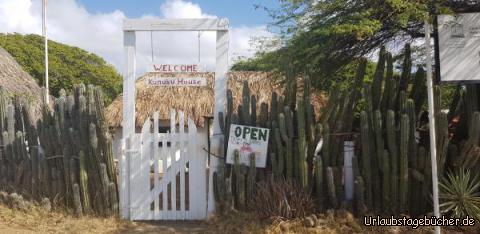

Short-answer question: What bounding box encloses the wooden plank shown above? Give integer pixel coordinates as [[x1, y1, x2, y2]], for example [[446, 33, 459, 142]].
[[170, 110, 178, 219], [123, 18, 229, 31], [179, 111, 186, 220], [161, 131, 168, 219], [130, 135, 141, 220], [153, 112, 160, 219], [170, 110, 177, 220]]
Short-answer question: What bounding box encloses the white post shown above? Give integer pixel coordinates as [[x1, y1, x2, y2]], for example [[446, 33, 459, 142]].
[[424, 19, 441, 234], [42, 0, 49, 104], [208, 29, 229, 217], [121, 30, 136, 219]]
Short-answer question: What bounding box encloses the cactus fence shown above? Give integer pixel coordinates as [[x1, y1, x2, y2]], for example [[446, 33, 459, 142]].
[[214, 44, 480, 219], [0, 84, 117, 216]]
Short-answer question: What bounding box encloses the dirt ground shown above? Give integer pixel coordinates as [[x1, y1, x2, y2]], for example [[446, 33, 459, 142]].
[[0, 203, 478, 234]]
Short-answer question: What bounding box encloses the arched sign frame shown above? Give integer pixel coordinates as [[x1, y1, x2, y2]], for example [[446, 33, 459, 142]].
[[121, 18, 229, 219]]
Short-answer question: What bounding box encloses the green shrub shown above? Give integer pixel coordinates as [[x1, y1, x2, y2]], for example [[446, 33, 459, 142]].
[[439, 169, 480, 220]]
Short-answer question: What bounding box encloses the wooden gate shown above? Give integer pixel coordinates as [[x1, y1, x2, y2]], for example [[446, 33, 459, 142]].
[[122, 110, 208, 220]]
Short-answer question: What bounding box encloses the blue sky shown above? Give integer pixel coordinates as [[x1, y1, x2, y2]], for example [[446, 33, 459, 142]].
[[77, 0, 280, 27], [0, 0, 278, 72]]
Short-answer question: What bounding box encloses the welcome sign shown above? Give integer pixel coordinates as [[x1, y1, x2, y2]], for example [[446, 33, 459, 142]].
[[148, 64, 203, 73], [226, 124, 270, 168]]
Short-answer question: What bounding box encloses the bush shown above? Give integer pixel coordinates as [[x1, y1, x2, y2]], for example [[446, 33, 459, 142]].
[[251, 179, 314, 219], [439, 168, 480, 220]]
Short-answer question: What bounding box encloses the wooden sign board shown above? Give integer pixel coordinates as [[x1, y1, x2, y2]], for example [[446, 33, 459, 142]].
[[146, 77, 207, 86], [438, 13, 480, 82], [226, 124, 269, 168]]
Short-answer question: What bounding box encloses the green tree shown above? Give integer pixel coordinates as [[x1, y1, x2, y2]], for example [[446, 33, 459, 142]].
[[233, 0, 477, 90], [0, 33, 122, 103]]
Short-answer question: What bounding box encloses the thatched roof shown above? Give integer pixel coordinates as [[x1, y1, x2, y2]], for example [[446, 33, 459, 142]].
[[106, 71, 326, 128], [0, 47, 44, 118]]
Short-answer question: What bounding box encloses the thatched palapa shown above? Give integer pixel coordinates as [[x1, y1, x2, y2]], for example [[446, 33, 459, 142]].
[[106, 71, 326, 128], [0, 47, 44, 119]]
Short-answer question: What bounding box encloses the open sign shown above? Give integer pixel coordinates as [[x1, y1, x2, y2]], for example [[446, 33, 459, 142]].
[[226, 124, 269, 168]]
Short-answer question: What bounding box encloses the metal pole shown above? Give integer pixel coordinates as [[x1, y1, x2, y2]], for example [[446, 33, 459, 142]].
[[42, 0, 49, 104], [424, 18, 441, 234]]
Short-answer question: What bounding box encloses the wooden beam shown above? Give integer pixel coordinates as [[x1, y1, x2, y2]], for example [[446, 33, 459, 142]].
[[123, 18, 229, 31]]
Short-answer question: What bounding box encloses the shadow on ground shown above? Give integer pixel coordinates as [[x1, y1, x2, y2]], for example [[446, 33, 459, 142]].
[[117, 221, 209, 234]]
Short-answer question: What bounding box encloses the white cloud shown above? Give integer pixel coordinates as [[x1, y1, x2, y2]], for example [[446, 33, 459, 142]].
[[0, 0, 273, 75]]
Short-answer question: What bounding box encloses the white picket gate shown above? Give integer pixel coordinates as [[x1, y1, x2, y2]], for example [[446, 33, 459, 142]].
[[121, 110, 212, 220]]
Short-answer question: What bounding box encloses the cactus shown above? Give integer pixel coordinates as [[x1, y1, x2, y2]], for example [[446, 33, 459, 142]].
[[354, 176, 366, 216], [279, 112, 293, 179], [360, 111, 373, 209], [460, 112, 480, 168], [381, 52, 394, 112], [410, 68, 426, 116], [100, 163, 110, 215], [386, 110, 398, 212], [73, 183, 83, 216], [296, 98, 308, 188], [213, 161, 233, 214], [371, 110, 383, 211], [315, 155, 324, 210], [251, 95, 257, 125], [246, 153, 256, 208], [405, 99, 417, 168], [233, 150, 246, 210], [326, 167, 337, 208], [272, 128, 284, 179], [372, 46, 386, 110], [79, 151, 90, 213], [381, 150, 391, 212], [399, 114, 409, 213], [435, 112, 449, 175], [399, 43, 411, 92]]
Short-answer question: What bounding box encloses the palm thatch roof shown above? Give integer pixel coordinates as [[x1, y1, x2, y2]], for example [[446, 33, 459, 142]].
[[106, 71, 326, 128], [0, 47, 44, 118]]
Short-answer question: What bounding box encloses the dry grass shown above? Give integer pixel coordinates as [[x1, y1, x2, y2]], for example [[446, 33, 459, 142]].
[[2, 199, 476, 234], [0, 203, 123, 234], [252, 180, 314, 219]]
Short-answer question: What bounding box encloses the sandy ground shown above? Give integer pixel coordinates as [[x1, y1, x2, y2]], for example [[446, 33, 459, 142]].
[[0, 203, 478, 234]]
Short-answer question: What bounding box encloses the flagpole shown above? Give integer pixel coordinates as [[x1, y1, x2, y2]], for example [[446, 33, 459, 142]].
[[424, 18, 441, 234], [42, 0, 49, 104]]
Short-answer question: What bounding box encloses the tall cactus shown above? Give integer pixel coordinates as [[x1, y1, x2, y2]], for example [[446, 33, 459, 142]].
[[296, 98, 308, 188], [233, 150, 246, 210], [315, 155, 324, 210], [79, 150, 90, 213], [399, 114, 409, 213], [246, 153, 256, 208], [399, 43, 412, 92], [360, 111, 373, 209], [372, 46, 386, 110], [386, 110, 398, 212]]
